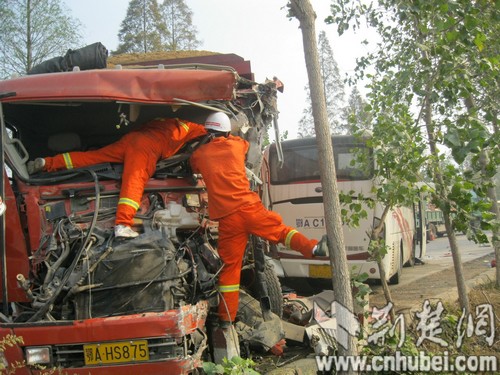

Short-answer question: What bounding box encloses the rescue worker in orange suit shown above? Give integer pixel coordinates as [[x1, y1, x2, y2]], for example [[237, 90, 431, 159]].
[[27, 117, 207, 238], [190, 112, 328, 327]]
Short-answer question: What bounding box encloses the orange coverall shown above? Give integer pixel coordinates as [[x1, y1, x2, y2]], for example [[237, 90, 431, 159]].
[[44, 118, 206, 227], [190, 135, 318, 322]]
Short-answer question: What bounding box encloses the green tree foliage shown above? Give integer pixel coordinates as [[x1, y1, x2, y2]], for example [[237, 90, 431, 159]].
[[328, 0, 499, 228], [298, 30, 346, 137], [328, 0, 500, 307], [343, 86, 373, 133], [115, 0, 165, 54], [160, 0, 201, 51], [115, 0, 201, 54], [0, 0, 82, 78]]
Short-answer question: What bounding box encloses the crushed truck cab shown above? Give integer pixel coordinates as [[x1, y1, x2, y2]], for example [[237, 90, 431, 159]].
[[0, 51, 280, 374]]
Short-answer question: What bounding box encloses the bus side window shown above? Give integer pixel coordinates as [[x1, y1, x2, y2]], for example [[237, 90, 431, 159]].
[[337, 152, 355, 178]]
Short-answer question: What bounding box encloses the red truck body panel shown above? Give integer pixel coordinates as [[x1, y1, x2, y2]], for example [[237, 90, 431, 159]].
[[0, 52, 280, 373], [1, 301, 208, 374], [0, 69, 236, 104], [2, 172, 30, 302]]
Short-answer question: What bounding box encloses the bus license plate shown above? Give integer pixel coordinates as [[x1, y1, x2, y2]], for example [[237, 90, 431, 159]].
[[83, 340, 149, 365], [309, 264, 332, 279]]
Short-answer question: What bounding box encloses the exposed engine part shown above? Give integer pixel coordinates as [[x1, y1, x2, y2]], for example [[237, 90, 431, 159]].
[[20, 202, 224, 323], [152, 201, 200, 240]]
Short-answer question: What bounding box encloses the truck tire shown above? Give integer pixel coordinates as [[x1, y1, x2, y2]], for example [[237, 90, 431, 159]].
[[259, 260, 283, 318], [242, 259, 283, 318]]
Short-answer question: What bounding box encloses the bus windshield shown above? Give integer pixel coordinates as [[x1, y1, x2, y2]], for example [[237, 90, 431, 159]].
[[268, 136, 374, 184]]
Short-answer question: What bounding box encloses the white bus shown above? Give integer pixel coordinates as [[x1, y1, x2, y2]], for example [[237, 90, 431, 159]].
[[261, 135, 426, 284]]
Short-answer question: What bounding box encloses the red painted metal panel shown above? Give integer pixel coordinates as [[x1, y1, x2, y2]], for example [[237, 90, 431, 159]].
[[10, 301, 208, 345], [120, 53, 254, 80], [0, 326, 31, 375], [0, 172, 30, 303], [31, 360, 200, 375], [0, 69, 236, 104], [1, 301, 208, 374]]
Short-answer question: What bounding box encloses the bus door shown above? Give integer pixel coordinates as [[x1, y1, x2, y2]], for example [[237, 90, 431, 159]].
[[414, 194, 427, 260]]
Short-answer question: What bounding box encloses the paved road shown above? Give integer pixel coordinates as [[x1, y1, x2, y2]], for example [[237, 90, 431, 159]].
[[394, 233, 494, 287], [280, 233, 495, 295], [369, 233, 496, 313]]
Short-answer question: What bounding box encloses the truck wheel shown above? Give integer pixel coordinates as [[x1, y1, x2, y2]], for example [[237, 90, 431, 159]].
[[243, 259, 284, 318], [260, 260, 283, 318]]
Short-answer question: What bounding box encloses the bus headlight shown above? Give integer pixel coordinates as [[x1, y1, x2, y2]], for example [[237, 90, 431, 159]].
[[26, 347, 51, 365]]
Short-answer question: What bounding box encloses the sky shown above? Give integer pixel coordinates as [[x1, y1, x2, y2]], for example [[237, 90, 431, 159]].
[[63, 0, 372, 140]]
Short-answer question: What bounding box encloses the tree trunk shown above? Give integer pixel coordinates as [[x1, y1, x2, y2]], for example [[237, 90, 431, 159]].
[[471, 107, 500, 287], [486, 171, 500, 287], [26, 0, 32, 72], [442, 207, 470, 314], [289, 0, 358, 361], [422, 80, 469, 313], [491, 115, 500, 286]]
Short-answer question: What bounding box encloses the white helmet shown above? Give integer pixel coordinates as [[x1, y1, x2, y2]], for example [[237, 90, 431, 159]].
[[205, 112, 231, 132]]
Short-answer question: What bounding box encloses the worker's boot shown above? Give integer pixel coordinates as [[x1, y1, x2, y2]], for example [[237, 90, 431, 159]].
[[114, 225, 139, 238], [313, 235, 329, 257], [27, 158, 45, 174]]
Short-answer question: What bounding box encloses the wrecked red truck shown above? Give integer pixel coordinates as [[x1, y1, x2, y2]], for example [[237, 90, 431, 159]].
[[0, 50, 283, 374]]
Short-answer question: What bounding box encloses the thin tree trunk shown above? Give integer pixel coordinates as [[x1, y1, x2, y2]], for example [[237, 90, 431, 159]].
[[465, 100, 500, 287], [416, 34, 470, 312], [489, 114, 500, 286], [485, 163, 500, 287], [143, 0, 147, 53], [26, 0, 32, 72], [289, 0, 358, 362], [422, 82, 470, 313]]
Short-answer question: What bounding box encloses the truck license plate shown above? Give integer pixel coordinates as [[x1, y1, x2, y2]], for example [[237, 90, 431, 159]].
[[83, 340, 149, 365], [309, 264, 332, 279]]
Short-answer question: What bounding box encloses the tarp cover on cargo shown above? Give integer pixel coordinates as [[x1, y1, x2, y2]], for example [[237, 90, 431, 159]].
[[28, 42, 109, 75]]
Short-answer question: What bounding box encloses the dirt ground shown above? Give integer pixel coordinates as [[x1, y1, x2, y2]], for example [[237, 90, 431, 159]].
[[255, 254, 499, 374], [369, 253, 496, 314]]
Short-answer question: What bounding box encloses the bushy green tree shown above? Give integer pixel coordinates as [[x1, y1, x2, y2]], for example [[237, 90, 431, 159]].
[[343, 86, 372, 133], [114, 0, 165, 54], [115, 0, 201, 54], [0, 0, 82, 78], [160, 0, 201, 51], [328, 0, 500, 308]]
